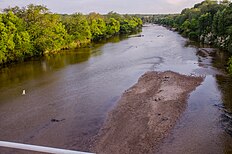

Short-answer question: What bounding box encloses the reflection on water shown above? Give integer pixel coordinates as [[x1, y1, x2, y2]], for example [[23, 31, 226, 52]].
[[0, 35, 124, 91], [44, 49, 92, 70], [186, 40, 232, 113], [216, 75, 232, 137], [216, 75, 232, 113], [188, 40, 232, 137]]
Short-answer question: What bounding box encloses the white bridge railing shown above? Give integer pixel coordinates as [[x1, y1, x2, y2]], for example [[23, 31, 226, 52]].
[[0, 141, 95, 154]]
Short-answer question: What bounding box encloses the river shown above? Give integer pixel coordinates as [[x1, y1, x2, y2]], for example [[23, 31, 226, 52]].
[[0, 25, 231, 154]]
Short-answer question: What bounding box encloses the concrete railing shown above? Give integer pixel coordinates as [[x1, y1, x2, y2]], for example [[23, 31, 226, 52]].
[[0, 141, 95, 154]]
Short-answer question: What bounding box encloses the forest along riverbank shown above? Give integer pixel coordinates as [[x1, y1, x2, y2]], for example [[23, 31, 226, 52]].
[[92, 71, 203, 154]]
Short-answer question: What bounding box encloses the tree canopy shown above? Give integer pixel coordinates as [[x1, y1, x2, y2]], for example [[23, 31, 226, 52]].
[[0, 5, 142, 65]]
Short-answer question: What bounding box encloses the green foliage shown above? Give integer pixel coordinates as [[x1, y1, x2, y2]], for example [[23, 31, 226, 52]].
[[120, 17, 142, 34], [212, 10, 222, 35], [0, 11, 32, 63], [181, 18, 199, 37], [189, 32, 199, 40], [90, 18, 107, 40], [0, 5, 143, 65], [106, 18, 120, 37], [199, 13, 213, 34], [63, 13, 91, 41], [181, 20, 191, 35], [228, 57, 232, 74], [153, 0, 231, 38]]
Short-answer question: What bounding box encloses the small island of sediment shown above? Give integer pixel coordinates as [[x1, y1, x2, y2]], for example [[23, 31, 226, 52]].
[[92, 71, 203, 154]]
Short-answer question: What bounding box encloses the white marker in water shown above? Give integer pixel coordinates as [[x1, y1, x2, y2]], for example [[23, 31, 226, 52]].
[[22, 90, 26, 95]]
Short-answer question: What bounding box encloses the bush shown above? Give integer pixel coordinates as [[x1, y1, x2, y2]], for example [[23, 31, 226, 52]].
[[188, 31, 199, 40], [228, 57, 232, 75]]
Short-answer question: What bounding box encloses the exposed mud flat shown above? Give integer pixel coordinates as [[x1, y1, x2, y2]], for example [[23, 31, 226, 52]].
[[92, 71, 203, 154]]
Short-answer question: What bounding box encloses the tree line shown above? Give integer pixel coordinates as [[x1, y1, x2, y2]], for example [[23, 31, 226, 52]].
[[149, 0, 232, 74], [0, 5, 143, 65]]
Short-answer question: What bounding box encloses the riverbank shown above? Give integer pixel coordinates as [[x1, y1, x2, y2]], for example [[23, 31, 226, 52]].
[[0, 6, 142, 65], [92, 71, 203, 154]]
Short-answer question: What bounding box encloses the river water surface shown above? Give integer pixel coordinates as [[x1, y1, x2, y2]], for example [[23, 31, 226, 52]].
[[0, 25, 232, 154]]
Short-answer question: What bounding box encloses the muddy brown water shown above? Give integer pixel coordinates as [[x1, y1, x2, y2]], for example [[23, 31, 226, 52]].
[[0, 25, 231, 154]]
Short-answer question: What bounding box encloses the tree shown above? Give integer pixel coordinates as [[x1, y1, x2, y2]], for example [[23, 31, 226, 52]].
[[106, 18, 120, 37], [62, 13, 92, 41], [181, 20, 191, 34], [0, 11, 32, 63], [228, 57, 232, 74], [199, 13, 212, 34], [0, 4, 143, 64], [213, 10, 221, 35], [17, 5, 69, 54]]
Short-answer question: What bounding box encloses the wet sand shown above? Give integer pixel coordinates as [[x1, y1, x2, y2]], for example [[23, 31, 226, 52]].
[[92, 71, 203, 154]]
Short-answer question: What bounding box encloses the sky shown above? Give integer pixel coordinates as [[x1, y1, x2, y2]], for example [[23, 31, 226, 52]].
[[0, 0, 204, 14]]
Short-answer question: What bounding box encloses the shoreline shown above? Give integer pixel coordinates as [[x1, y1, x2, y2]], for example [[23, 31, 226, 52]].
[[91, 71, 203, 154]]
